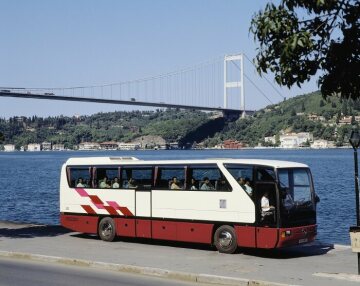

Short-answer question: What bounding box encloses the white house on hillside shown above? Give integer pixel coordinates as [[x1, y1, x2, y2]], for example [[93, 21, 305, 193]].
[[118, 142, 141, 150], [311, 139, 329, 149], [3, 144, 15, 152], [78, 142, 100, 151], [52, 144, 65, 151], [27, 143, 41, 151], [279, 132, 313, 148]]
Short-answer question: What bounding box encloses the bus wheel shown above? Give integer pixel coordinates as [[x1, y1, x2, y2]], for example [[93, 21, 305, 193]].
[[214, 225, 237, 254], [98, 217, 116, 242]]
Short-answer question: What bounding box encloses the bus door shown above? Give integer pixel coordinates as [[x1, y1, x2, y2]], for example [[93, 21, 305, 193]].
[[121, 166, 153, 238], [254, 167, 279, 248]]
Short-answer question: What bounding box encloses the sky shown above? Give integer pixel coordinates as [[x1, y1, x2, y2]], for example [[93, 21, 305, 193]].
[[0, 0, 319, 118]]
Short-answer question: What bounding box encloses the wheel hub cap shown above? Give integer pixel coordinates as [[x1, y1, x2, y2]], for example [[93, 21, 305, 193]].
[[101, 223, 112, 237], [219, 231, 232, 248]]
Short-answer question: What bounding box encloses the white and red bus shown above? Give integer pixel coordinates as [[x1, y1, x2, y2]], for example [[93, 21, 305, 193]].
[[60, 157, 318, 253]]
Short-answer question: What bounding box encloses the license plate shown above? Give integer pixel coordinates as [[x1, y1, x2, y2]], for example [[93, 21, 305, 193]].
[[299, 238, 308, 244]]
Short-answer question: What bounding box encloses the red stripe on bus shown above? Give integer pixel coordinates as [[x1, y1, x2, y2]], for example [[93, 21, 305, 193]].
[[75, 188, 89, 197], [89, 195, 104, 205], [104, 205, 118, 215], [119, 207, 134, 217], [107, 201, 134, 216], [81, 205, 96, 214]]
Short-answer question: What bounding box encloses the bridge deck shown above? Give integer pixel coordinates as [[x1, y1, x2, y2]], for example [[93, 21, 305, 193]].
[[0, 91, 254, 114]]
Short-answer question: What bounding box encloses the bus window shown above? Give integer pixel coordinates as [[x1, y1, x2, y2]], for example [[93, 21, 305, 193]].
[[293, 169, 312, 202], [225, 164, 253, 195], [68, 167, 91, 188], [95, 168, 119, 189], [189, 165, 231, 191], [121, 167, 153, 189], [156, 166, 185, 190], [256, 167, 276, 182], [278, 168, 313, 210]]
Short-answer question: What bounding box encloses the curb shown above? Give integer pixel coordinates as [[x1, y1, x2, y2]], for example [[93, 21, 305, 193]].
[[0, 250, 297, 286]]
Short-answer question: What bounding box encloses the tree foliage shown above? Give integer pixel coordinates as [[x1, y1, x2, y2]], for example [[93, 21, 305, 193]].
[[250, 0, 360, 99]]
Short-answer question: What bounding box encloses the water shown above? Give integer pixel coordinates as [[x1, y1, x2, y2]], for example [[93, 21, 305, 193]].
[[0, 149, 355, 245]]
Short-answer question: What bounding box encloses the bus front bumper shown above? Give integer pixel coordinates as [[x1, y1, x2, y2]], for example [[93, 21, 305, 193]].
[[277, 224, 317, 247]]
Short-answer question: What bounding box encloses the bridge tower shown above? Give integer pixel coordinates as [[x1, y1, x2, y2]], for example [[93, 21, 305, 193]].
[[223, 54, 245, 118]]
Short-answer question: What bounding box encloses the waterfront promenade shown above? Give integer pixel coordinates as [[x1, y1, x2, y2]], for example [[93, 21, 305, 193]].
[[0, 221, 359, 286]]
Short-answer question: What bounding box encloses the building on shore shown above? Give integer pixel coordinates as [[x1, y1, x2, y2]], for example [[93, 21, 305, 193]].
[[264, 136, 276, 145], [41, 141, 52, 151], [279, 132, 313, 148], [223, 139, 244, 149], [338, 116, 352, 126], [311, 139, 334, 149], [100, 141, 119, 150], [3, 144, 15, 152], [168, 142, 179, 150], [52, 144, 65, 151], [27, 143, 41, 152], [118, 142, 141, 150], [78, 142, 100, 151]]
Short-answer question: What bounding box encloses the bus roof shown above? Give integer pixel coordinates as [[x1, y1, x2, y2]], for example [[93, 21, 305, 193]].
[[64, 157, 309, 169]]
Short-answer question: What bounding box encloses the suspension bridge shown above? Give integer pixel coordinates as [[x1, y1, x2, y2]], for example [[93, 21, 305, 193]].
[[0, 53, 284, 118]]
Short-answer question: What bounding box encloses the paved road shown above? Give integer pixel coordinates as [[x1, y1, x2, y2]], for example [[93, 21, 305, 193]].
[[0, 257, 214, 286], [1, 222, 360, 286]]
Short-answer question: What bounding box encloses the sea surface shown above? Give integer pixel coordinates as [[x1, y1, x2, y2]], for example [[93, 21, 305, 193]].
[[0, 148, 355, 245]]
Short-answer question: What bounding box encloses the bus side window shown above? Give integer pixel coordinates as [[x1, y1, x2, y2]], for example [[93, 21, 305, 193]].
[[256, 168, 276, 182], [68, 167, 91, 188], [188, 165, 231, 192], [156, 166, 185, 190], [96, 168, 119, 189], [121, 167, 153, 189]]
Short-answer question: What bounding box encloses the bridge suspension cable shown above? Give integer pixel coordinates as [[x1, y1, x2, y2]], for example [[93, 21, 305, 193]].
[[0, 52, 285, 112]]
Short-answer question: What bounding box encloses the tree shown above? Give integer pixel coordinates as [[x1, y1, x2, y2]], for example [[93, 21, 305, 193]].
[[342, 100, 348, 115], [250, 0, 360, 99], [319, 100, 325, 107], [0, 131, 4, 143], [301, 102, 305, 112]]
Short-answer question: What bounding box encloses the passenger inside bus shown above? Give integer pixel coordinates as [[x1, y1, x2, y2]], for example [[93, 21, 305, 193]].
[[237, 177, 246, 188], [76, 178, 86, 187], [99, 176, 110, 188], [170, 177, 182, 190], [261, 191, 275, 221], [124, 177, 138, 188], [200, 177, 215, 190], [244, 178, 253, 196], [215, 177, 230, 191], [112, 177, 120, 188], [190, 177, 198, 190]]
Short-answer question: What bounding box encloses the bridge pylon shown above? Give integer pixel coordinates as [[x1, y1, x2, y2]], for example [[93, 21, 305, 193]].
[[224, 53, 245, 118]]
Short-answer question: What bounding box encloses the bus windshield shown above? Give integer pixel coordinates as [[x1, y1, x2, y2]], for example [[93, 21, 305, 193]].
[[278, 168, 314, 210]]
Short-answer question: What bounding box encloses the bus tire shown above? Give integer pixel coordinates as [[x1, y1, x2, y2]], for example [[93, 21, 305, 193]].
[[98, 217, 116, 242], [214, 225, 237, 254]]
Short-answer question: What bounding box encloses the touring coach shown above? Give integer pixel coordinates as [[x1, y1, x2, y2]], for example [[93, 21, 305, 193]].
[[60, 157, 318, 253]]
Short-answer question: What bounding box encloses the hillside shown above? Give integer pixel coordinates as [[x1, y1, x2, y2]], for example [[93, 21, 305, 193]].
[[204, 91, 359, 147], [0, 109, 212, 149], [1, 91, 359, 149]]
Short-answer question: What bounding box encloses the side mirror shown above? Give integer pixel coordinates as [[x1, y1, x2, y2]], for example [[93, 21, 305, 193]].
[[315, 194, 320, 204]]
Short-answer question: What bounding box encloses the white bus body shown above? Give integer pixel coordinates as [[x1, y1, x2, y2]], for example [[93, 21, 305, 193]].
[[60, 157, 317, 253]]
